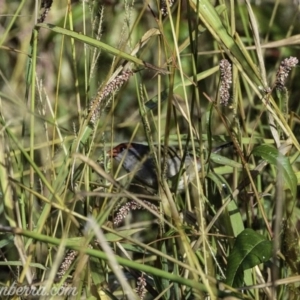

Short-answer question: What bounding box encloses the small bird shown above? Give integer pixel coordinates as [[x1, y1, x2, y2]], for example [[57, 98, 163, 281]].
[[109, 142, 232, 192]]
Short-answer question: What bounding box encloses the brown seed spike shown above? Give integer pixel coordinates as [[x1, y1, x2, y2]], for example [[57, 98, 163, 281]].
[[219, 59, 232, 106], [275, 57, 298, 91], [160, 0, 175, 16], [89, 71, 133, 126], [37, 0, 53, 23]]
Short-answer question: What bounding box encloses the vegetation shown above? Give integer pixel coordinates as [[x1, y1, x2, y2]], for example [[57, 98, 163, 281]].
[[1, 0, 300, 299]]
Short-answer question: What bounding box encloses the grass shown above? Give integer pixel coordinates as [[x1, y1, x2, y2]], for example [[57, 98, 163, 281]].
[[1, 0, 300, 299]]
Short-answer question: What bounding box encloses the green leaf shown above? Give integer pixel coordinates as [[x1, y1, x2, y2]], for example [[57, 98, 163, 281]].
[[0, 261, 47, 270], [225, 229, 272, 287], [252, 144, 297, 200], [36, 23, 145, 67], [0, 233, 13, 248], [90, 256, 105, 288], [210, 153, 244, 169]]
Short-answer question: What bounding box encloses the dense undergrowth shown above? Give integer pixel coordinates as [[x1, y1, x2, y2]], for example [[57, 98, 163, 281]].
[[1, 0, 300, 299]]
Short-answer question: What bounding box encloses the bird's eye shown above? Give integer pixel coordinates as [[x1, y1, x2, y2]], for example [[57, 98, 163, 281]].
[[118, 144, 128, 152]]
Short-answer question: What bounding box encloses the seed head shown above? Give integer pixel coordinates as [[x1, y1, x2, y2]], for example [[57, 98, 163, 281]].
[[219, 59, 232, 106], [275, 57, 298, 91], [89, 70, 133, 125]]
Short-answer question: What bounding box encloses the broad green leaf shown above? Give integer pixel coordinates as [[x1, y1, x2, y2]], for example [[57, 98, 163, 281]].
[[252, 144, 297, 199], [210, 153, 244, 169], [225, 228, 272, 287], [90, 256, 105, 288]]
